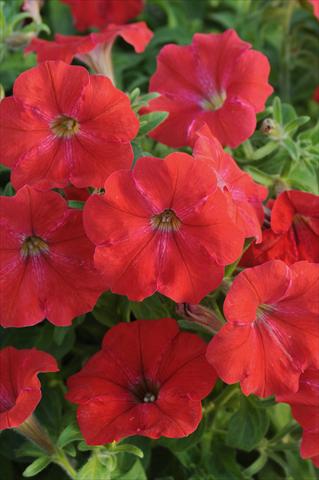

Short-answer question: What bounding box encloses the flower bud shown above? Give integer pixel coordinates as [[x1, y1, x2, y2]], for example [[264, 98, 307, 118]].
[[177, 303, 224, 333], [260, 118, 276, 135], [5, 31, 36, 50]]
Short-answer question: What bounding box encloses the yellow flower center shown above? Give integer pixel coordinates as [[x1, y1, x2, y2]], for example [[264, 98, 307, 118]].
[[201, 91, 227, 111], [21, 236, 49, 258], [151, 209, 181, 232], [51, 115, 79, 138]]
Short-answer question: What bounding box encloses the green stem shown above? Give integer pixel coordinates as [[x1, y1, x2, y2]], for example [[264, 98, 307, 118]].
[[213, 384, 239, 410], [268, 421, 298, 446], [16, 415, 77, 480], [53, 450, 77, 480]]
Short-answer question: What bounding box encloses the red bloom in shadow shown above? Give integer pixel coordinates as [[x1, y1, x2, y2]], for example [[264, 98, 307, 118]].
[[206, 260, 319, 397], [241, 190, 319, 266], [314, 86, 319, 102], [277, 368, 319, 468], [63, 185, 90, 202], [25, 22, 153, 76], [0, 186, 105, 327], [62, 0, 143, 31], [0, 347, 58, 430], [84, 153, 245, 303], [66, 318, 216, 444], [146, 29, 273, 148], [192, 124, 267, 242], [0, 61, 139, 190]]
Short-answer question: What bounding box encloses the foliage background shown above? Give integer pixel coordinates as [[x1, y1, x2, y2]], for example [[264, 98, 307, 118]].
[[0, 0, 319, 479]]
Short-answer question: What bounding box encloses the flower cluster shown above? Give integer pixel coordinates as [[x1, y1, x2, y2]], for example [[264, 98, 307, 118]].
[[1, 0, 319, 475]]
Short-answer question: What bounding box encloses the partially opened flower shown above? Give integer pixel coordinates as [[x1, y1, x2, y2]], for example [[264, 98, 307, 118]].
[[84, 153, 245, 304], [0, 347, 58, 430], [192, 124, 267, 242], [66, 318, 217, 444], [0, 61, 139, 190], [271, 190, 319, 262], [25, 22, 153, 79], [0, 186, 105, 327], [206, 260, 319, 397], [62, 0, 144, 31], [241, 190, 319, 266], [22, 0, 43, 24], [146, 29, 273, 148], [277, 368, 319, 468]]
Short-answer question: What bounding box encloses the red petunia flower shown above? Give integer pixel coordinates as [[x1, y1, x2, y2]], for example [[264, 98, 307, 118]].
[[277, 368, 319, 468], [308, 0, 319, 19], [62, 0, 144, 31], [0, 347, 58, 430], [241, 190, 319, 266], [192, 124, 267, 242], [66, 318, 217, 444], [84, 153, 245, 304], [145, 29, 273, 148], [0, 61, 139, 190], [313, 86, 319, 102], [0, 186, 105, 327], [25, 22, 153, 78], [206, 260, 319, 397]]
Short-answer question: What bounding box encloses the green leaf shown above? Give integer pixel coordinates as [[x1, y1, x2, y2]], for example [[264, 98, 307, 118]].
[[269, 403, 292, 431], [117, 459, 147, 480], [226, 396, 270, 452], [16, 442, 44, 459], [108, 444, 144, 458], [208, 435, 248, 480], [244, 166, 275, 186], [272, 97, 282, 124], [138, 111, 168, 136], [284, 451, 317, 480], [130, 294, 173, 319], [130, 91, 160, 111], [77, 452, 113, 480], [53, 326, 70, 346], [251, 141, 279, 160], [287, 162, 319, 194], [92, 292, 130, 326], [132, 141, 145, 165], [284, 116, 310, 135], [22, 456, 51, 477], [57, 424, 82, 449], [68, 200, 84, 209], [281, 138, 299, 161]]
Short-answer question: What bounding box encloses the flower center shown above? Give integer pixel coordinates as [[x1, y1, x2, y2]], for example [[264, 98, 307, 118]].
[[256, 303, 273, 321], [143, 392, 156, 403], [21, 236, 49, 258], [132, 378, 159, 404], [201, 91, 226, 111], [51, 115, 79, 138], [151, 209, 181, 232]]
